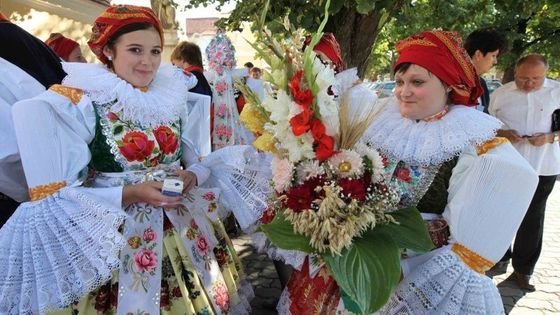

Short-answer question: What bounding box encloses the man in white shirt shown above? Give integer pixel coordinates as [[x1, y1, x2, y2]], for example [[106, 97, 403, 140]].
[[489, 54, 560, 291]]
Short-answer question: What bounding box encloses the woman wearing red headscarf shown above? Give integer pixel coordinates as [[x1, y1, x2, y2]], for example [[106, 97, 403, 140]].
[[276, 30, 538, 315], [44, 33, 87, 63], [1, 5, 262, 314]]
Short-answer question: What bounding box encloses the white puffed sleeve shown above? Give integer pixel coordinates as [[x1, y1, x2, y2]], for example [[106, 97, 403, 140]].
[[380, 141, 538, 315], [12, 91, 123, 207], [444, 142, 538, 261], [0, 57, 45, 202]]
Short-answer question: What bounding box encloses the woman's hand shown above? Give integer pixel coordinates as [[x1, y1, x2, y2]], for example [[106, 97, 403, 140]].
[[176, 169, 198, 194], [496, 129, 524, 144], [123, 181, 183, 208]]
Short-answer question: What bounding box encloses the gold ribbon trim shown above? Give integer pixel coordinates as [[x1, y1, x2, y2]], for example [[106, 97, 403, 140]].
[[29, 181, 67, 201], [476, 137, 509, 155], [49, 84, 84, 105], [451, 243, 494, 274]]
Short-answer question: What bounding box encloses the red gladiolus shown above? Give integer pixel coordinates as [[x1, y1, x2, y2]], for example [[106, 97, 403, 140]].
[[309, 118, 326, 140], [290, 108, 314, 136], [315, 134, 335, 161]]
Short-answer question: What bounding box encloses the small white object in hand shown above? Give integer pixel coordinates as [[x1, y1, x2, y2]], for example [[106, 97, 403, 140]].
[[162, 178, 183, 196]]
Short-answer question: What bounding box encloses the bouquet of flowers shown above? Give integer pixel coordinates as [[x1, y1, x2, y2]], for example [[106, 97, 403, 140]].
[[237, 2, 433, 313]]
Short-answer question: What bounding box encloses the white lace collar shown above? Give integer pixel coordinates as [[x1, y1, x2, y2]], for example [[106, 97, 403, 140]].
[[61, 62, 197, 127], [362, 97, 502, 166]]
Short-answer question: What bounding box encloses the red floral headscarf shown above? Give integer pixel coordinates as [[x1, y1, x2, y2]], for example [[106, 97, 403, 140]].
[[395, 30, 482, 106], [0, 11, 9, 21], [304, 33, 345, 73], [44, 33, 79, 61], [88, 5, 163, 64]]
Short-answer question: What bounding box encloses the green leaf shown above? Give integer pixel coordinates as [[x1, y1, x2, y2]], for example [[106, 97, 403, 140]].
[[115, 140, 124, 147], [259, 211, 314, 253], [113, 125, 124, 135], [376, 207, 434, 252], [323, 230, 401, 314]]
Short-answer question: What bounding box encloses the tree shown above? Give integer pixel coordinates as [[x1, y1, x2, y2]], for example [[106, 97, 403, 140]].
[[185, 0, 407, 78], [368, 0, 560, 82], [493, 1, 560, 82]]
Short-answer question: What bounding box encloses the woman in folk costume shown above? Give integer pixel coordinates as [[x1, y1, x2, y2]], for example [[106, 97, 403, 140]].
[[0, 5, 269, 315], [277, 30, 538, 315], [204, 32, 254, 151], [44, 33, 87, 63]]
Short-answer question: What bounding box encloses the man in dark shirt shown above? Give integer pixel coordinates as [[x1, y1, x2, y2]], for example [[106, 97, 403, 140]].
[[464, 28, 507, 113]]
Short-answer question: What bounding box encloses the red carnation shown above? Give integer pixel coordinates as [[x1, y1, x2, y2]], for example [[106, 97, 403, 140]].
[[119, 131, 154, 162], [338, 177, 367, 202], [283, 177, 325, 212]]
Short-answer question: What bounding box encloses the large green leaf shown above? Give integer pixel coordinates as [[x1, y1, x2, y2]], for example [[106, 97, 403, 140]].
[[258, 211, 314, 253], [323, 230, 401, 314], [377, 207, 434, 253]]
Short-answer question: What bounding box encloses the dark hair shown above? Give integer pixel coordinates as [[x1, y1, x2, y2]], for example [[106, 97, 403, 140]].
[[516, 53, 548, 69], [244, 61, 254, 68], [104, 22, 158, 67], [393, 62, 412, 75], [464, 28, 507, 57], [170, 41, 203, 67]]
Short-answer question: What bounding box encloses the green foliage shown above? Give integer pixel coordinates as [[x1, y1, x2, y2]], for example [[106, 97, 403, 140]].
[[261, 206, 433, 314], [368, 0, 560, 81]]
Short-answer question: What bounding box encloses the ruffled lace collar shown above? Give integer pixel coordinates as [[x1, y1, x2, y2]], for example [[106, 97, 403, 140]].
[[362, 97, 502, 166], [61, 63, 197, 127]]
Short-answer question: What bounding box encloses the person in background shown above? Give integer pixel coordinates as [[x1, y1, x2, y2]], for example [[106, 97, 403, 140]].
[[489, 54, 560, 291], [250, 67, 262, 79], [171, 41, 212, 98], [44, 33, 87, 63], [0, 14, 66, 227], [464, 27, 507, 113]]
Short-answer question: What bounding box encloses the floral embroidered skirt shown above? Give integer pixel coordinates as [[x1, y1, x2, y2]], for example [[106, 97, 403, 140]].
[[50, 188, 252, 315]]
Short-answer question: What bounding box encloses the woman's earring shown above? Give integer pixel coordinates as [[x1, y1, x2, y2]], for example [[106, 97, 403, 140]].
[[107, 56, 113, 61]]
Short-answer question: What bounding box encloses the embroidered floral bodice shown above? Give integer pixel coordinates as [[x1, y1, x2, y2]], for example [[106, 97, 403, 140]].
[[89, 100, 182, 172]]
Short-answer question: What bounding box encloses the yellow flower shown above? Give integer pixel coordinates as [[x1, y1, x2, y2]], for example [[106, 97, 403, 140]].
[[254, 132, 278, 155], [240, 103, 266, 134], [186, 228, 196, 240]]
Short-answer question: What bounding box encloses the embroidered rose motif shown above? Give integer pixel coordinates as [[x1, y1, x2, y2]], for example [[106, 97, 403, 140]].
[[215, 124, 232, 139], [127, 236, 141, 249], [196, 235, 209, 253], [202, 192, 216, 201], [153, 126, 178, 155], [134, 249, 157, 273], [172, 286, 182, 298], [119, 131, 154, 162], [396, 168, 412, 183], [216, 103, 228, 118], [212, 282, 230, 312], [143, 228, 156, 242]]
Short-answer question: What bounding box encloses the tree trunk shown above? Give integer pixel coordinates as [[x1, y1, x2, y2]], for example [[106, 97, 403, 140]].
[[501, 19, 529, 83], [326, 8, 384, 78]]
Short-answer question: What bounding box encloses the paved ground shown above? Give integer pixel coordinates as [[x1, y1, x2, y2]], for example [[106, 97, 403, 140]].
[[233, 182, 560, 314]]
